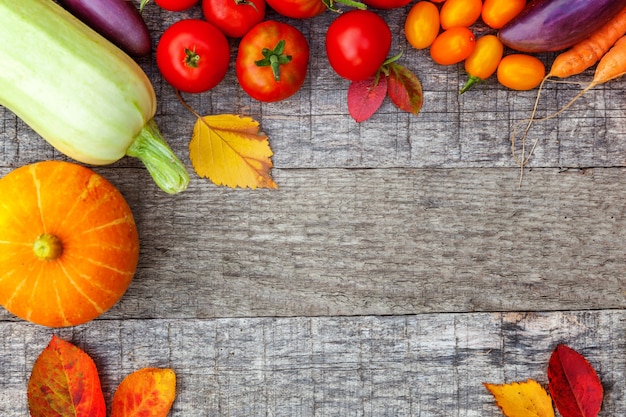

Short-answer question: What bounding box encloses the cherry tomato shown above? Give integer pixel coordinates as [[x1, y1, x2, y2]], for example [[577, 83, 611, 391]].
[[430, 27, 476, 66], [325, 10, 392, 81], [264, 0, 327, 18], [497, 54, 546, 91], [440, 0, 482, 30], [202, 0, 266, 38], [405, 1, 440, 50], [156, 19, 230, 93], [481, 0, 526, 29], [236, 20, 310, 102], [460, 35, 503, 93], [155, 0, 199, 11], [362, 0, 412, 9]]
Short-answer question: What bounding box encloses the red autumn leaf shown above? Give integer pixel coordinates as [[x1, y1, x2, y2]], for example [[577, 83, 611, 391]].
[[110, 367, 177, 417], [548, 344, 603, 417], [27, 335, 106, 417], [386, 63, 423, 116], [347, 74, 388, 122]]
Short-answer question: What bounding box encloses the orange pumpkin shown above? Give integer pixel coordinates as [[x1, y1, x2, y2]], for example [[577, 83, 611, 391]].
[[0, 161, 139, 327]]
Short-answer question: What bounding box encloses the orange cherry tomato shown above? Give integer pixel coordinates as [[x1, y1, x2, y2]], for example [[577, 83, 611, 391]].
[[404, 1, 440, 50], [460, 34, 503, 93], [430, 27, 476, 66], [440, 0, 482, 30], [497, 54, 545, 90], [481, 0, 526, 29]]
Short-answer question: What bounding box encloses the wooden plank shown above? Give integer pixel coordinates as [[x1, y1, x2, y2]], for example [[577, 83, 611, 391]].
[[1, 311, 624, 416], [0, 166, 623, 321]]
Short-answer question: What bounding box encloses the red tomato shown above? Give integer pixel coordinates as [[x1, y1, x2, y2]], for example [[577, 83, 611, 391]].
[[236, 20, 310, 102], [362, 0, 412, 9], [325, 10, 392, 81], [264, 0, 326, 18], [156, 19, 230, 93], [155, 0, 199, 11], [430, 27, 476, 66], [202, 0, 266, 38]]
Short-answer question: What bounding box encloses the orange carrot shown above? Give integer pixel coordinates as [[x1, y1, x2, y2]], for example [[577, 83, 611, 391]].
[[591, 34, 626, 84], [549, 5, 626, 78], [513, 34, 626, 177]]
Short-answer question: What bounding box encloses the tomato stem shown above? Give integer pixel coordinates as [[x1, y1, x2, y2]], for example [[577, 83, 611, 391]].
[[459, 75, 481, 94], [254, 40, 292, 82], [234, 0, 259, 13], [322, 0, 367, 12], [184, 47, 201, 68], [33, 234, 63, 261]]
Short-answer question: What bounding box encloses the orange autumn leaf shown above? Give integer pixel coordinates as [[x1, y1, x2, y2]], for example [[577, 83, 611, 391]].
[[485, 379, 555, 417], [110, 367, 176, 417], [27, 335, 106, 417], [189, 114, 277, 189]]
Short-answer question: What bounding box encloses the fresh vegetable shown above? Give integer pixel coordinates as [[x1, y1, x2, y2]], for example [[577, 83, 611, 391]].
[[0, 0, 189, 194], [0, 161, 139, 327], [236, 20, 310, 102], [430, 27, 476, 66], [156, 19, 230, 93], [548, 5, 626, 78], [556, 35, 626, 108], [440, 0, 482, 30], [460, 35, 504, 93], [481, 0, 526, 30], [265, 0, 366, 19], [362, 0, 411, 9], [57, 0, 151, 56], [326, 10, 392, 81], [155, 0, 199, 11], [202, 0, 266, 38], [497, 54, 545, 90], [499, 0, 626, 53], [404, 1, 440, 50], [512, 34, 626, 168]]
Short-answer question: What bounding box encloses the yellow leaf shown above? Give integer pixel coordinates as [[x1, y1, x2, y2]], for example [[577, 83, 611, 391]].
[[484, 379, 555, 417], [189, 114, 277, 189]]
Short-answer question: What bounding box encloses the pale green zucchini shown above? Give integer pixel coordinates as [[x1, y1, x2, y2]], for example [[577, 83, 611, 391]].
[[0, 0, 189, 194]]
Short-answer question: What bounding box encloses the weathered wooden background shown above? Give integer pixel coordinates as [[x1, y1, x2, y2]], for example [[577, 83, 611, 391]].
[[1, 1, 625, 416]]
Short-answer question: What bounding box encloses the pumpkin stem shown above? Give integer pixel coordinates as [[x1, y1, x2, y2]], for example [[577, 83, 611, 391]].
[[33, 234, 63, 261]]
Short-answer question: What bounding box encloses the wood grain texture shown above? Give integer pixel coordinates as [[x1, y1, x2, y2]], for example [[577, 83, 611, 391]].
[[3, 166, 624, 320], [1, 311, 624, 416]]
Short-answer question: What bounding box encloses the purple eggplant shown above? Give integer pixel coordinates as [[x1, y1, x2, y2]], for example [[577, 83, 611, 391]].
[[498, 0, 626, 53], [57, 0, 151, 56]]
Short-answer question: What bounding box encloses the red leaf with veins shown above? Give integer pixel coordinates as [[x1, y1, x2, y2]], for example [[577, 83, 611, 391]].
[[347, 74, 388, 122], [548, 344, 603, 417], [387, 63, 423, 116]]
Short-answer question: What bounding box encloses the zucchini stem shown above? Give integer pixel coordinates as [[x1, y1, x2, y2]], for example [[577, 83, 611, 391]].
[[126, 119, 190, 194]]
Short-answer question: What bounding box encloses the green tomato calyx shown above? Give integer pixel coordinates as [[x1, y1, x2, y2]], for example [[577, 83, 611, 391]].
[[255, 40, 292, 82], [184, 47, 201, 69]]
